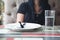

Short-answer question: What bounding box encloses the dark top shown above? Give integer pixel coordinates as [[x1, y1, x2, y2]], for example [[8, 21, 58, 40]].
[[17, 0, 50, 25]]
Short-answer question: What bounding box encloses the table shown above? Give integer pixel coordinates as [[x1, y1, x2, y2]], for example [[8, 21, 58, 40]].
[[0, 25, 60, 40], [0, 25, 60, 37]]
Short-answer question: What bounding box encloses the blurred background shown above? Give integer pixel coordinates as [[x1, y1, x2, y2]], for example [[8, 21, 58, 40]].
[[0, 0, 4, 25], [0, 0, 60, 25]]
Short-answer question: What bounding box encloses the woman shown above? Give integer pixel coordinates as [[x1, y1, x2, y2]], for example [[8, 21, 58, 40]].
[[17, 0, 50, 25]]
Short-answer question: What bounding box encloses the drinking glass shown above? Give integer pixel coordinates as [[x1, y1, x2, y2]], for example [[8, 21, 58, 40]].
[[45, 10, 55, 30]]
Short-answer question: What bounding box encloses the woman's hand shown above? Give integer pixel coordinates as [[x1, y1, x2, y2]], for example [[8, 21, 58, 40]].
[[16, 13, 24, 23]]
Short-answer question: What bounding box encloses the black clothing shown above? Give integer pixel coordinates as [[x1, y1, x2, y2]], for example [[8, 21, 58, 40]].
[[17, 0, 50, 25]]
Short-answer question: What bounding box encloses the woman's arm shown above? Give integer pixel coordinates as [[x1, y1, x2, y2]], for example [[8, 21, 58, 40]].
[[16, 13, 24, 23]]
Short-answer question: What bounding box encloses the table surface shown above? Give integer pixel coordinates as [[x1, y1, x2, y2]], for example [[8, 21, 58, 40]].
[[0, 25, 60, 38]]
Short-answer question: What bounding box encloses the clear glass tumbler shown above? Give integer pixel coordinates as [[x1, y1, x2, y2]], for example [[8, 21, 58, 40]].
[[45, 10, 55, 30]]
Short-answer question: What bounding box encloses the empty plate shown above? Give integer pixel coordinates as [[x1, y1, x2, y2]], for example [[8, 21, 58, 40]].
[[4, 23, 41, 31]]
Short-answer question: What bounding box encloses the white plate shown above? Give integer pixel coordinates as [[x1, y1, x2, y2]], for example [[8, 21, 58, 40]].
[[4, 23, 41, 31]]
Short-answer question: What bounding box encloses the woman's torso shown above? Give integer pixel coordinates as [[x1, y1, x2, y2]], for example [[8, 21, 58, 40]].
[[24, 3, 45, 25]]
